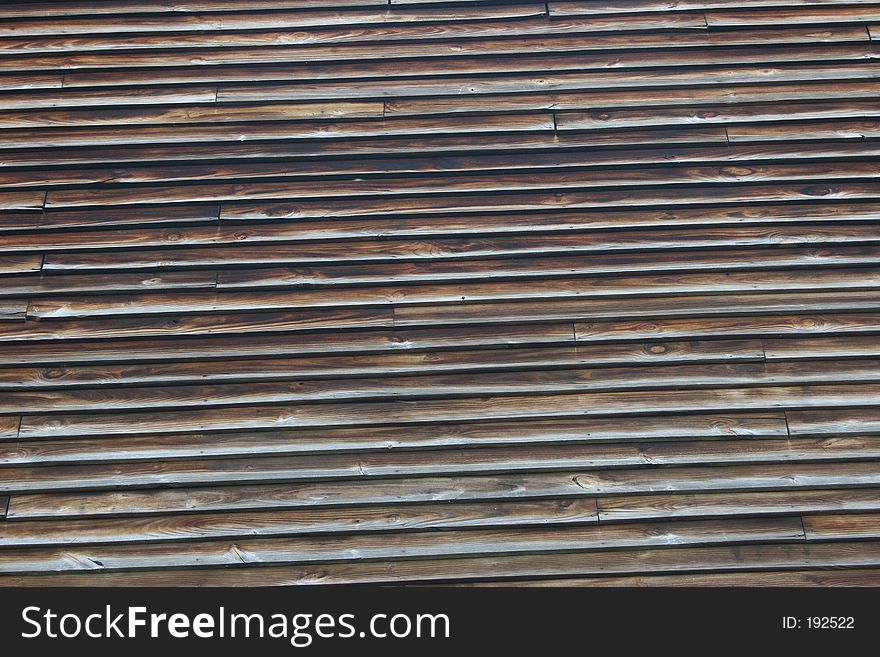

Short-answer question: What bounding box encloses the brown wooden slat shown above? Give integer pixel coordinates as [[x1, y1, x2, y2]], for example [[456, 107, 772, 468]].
[[0, 113, 555, 150], [219, 181, 880, 220], [787, 408, 880, 436], [0, 338, 766, 389], [9, 461, 880, 520], [0, 1, 390, 19], [394, 290, 880, 328], [385, 80, 880, 117], [24, 269, 880, 319], [571, 313, 880, 347], [3, 437, 878, 493], [763, 335, 880, 359], [599, 489, 880, 522], [31, 214, 880, 261], [0, 416, 20, 441], [550, 0, 880, 15], [0, 14, 710, 56], [0, 270, 218, 297], [41, 161, 880, 208], [46, 43, 878, 90], [0, 254, 41, 274], [9, 141, 880, 188], [0, 125, 724, 168], [803, 513, 880, 541], [8, 359, 880, 416], [459, 568, 880, 586], [0, 498, 599, 549], [4, 540, 880, 586], [212, 246, 880, 290], [0, 5, 550, 38], [706, 6, 880, 27], [2, 26, 866, 71], [0, 323, 576, 365], [14, 384, 880, 438], [0, 413, 786, 466], [555, 100, 880, 131], [0, 517, 804, 574]]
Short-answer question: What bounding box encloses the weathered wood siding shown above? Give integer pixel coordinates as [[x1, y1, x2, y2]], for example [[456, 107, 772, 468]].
[[0, 0, 879, 585]]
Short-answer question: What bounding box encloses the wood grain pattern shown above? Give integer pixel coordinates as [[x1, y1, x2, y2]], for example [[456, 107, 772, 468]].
[[1, 0, 878, 586]]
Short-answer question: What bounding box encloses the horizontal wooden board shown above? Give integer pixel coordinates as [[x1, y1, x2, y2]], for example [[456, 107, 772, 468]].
[[0, 517, 805, 574], [9, 460, 880, 520], [3, 540, 880, 585], [3, 436, 880, 493], [14, 384, 880, 438], [599, 488, 880, 522], [0, 498, 600, 549], [0, 338, 766, 389], [0, 413, 787, 466]]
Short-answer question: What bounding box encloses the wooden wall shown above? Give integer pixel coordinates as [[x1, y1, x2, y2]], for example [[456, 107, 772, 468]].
[[0, 0, 880, 585]]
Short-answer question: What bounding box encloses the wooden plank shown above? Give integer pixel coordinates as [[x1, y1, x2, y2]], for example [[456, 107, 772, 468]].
[[0, 14, 709, 55], [0, 308, 394, 343], [459, 569, 880, 586], [0, 254, 41, 274], [787, 408, 880, 436], [0, 113, 554, 150], [574, 313, 880, 343], [26, 269, 880, 319], [15, 384, 880, 438], [0, 416, 20, 440], [3, 540, 880, 586], [0, 86, 219, 111], [212, 246, 880, 290], [0, 338, 766, 389], [0, 212, 41, 232], [0, 518, 804, 574], [0, 2, 388, 19], [0, 324, 576, 366], [706, 6, 880, 27], [0, 101, 385, 129], [48, 44, 879, 90], [803, 513, 880, 541], [216, 63, 880, 104], [0, 498, 599, 549], [10, 141, 880, 187], [0, 125, 725, 168], [394, 290, 880, 328], [3, 437, 879, 493], [551, 1, 880, 15], [728, 118, 880, 141], [37, 204, 220, 230], [556, 100, 880, 131], [34, 219, 880, 263], [8, 358, 880, 415], [0, 271, 217, 297], [219, 181, 880, 220], [0, 301, 28, 321], [0, 191, 45, 211], [385, 80, 880, 117], [42, 161, 880, 208], [0, 413, 787, 466], [764, 335, 880, 359], [3, 26, 866, 71], [599, 489, 880, 522], [0, 5, 550, 38], [10, 461, 880, 520]]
